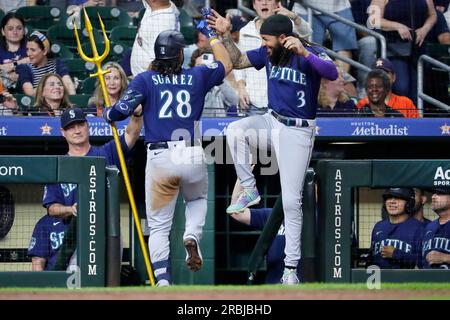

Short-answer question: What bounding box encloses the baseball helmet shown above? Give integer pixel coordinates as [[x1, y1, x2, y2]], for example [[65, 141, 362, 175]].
[[382, 188, 415, 215], [0, 186, 15, 239], [154, 30, 186, 60]]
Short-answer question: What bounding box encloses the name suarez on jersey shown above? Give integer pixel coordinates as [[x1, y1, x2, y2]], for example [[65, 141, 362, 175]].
[[151, 74, 194, 86]]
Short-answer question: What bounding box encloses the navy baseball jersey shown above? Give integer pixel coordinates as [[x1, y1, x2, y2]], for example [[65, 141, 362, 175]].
[[246, 45, 337, 119], [421, 219, 450, 269], [28, 215, 70, 270], [115, 63, 225, 143], [43, 136, 131, 208], [370, 217, 424, 269], [250, 208, 301, 284]]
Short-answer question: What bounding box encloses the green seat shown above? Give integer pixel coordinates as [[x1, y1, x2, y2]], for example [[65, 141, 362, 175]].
[[110, 26, 137, 48], [62, 58, 95, 81], [69, 94, 91, 109], [80, 41, 126, 62], [16, 6, 64, 33], [50, 43, 74, 59], [47, 25, 103, 53], [0, 9, 5, 24], [14, 94, 35, 112], [78, 77, 97, 95], [83, 7, 133, 32], [179, 9, 195, 45]]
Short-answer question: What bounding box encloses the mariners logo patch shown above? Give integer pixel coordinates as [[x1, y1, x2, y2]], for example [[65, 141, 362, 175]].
[[29, 237, 36, 250], [318, 52, 332, 61], [206, 62, 218, 69]]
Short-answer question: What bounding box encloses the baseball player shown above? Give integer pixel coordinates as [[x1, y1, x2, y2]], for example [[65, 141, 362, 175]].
[[104, 27, 232, 286], [421, 188, 450, 269], [28, 215, 69, 271], [370, 188, 424, 269], [207, 12, 338, 284], [43, 107, 143, 269]]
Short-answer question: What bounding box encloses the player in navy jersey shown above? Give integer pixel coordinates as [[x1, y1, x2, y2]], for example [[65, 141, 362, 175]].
[[42, 106, 143, 269], [421, 188, 450, 269], [413, 188, 431, 226], [370, 188, 424, 269], [104, 26, 232, 286], [28, 215, 69, 271], [207, 11, 338, 284]]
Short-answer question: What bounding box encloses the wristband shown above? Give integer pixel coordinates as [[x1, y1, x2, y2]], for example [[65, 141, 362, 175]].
[[209, 38, 220, 46], [133, 112, 143, 117]]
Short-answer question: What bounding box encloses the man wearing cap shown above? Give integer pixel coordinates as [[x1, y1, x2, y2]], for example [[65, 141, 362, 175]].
[[356, 58, 420, 118], [233, 0, 312, 116], [38, 106, 143, 270], [421, 188, 450, 269], [208, 11, 337, 285], [369, 188, 424, 269]]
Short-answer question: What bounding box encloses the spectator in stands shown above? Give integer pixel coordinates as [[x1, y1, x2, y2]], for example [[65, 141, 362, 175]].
[[190, 48, 238, 117], [130, 0, 180, 76], [421, 188, 450, 269], [357, 58, 420, 118], [369, 188, 424, 269], [230, 15, 248, 44], [294, 0, 358, 73], [0, 90, 19, 116], [183, 30, 210, 69], [413, 188, 431, 225], [317, 62, 357, 117], [32, 73, 73, 117], [16, 31, 76, 98], [368, 0, 437, 104], [0, 13, 29, 93], [358, 69, 404, 117], [28, 214, 69, 271], [235, 0, 312, 116], [428, 8, 450, 44], [228, 175, 301, 284], [87, 62, 128, 116], [0, 1, 34, 14], [43, 106, 143, 270]]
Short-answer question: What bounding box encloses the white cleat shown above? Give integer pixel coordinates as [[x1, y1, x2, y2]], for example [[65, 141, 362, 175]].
[[281, 268, 299, 285]]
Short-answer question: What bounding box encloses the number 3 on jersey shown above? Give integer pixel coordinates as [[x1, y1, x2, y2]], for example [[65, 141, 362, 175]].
[[159, 90, 192, 118], [296, 90, 305, 108]]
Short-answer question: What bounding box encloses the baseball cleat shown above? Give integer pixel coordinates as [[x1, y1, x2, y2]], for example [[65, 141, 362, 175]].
[[184, 237, 203, 272], [226, 187, 260, 214], [281, 268, 299, 285], [156, 279, 171, 287]]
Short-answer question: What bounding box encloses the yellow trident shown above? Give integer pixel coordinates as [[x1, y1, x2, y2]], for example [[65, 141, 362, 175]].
[[73, 9, 155, 287]]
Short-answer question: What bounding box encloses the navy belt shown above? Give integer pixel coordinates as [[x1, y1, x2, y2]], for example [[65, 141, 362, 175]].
[[270, 111, 310, 127], [147, 140, 195, 150]]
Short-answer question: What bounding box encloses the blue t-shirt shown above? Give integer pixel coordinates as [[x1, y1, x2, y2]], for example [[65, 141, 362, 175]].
[[125, 63, 225, 143], [16, 58, 69, 90], [0, 42, 27, 64], [250, 208, 301, 284], [27, 215, 69, 270], [421, 219, 450, 269], [246, 45, 334, 119], [43, 136, 130, 209], [370, 217, 424, 269]]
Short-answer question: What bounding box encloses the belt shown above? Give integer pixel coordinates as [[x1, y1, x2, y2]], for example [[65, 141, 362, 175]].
[[270, 110, 311, 128], [147, 140, 195, 150]]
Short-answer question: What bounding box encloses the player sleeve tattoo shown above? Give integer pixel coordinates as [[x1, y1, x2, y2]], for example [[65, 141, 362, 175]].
[[222, 33, 253, 70]]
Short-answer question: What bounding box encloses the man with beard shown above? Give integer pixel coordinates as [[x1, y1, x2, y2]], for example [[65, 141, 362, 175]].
[[421, 188, 450, 269], [413, 188, 431, 225], [206, 12, 338, 285], [358, 69, 404, 118]]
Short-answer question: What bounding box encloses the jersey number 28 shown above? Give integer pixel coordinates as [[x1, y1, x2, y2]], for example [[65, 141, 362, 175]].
[[159, 90, 192, 118]]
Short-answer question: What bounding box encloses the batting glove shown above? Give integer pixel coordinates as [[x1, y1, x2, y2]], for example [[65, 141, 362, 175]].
[[195, 19, 217, 40]]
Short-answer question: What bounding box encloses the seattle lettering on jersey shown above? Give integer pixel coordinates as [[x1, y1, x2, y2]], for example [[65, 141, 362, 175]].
[[151, 74, 194, 86], [373, 238, 412, 255], [269, 64, 307, 85], [422, 237, 450, 255]]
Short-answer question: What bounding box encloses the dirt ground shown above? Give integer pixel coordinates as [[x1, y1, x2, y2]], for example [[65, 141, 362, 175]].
[[0, 288, 449, 300]]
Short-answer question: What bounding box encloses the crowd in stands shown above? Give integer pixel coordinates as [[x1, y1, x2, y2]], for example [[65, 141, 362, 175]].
[[0, 0, 449, 118]]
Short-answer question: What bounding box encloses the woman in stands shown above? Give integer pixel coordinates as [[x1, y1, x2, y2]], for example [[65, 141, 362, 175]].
[[0, 12, 29, 92], [31, 73, 73, 116], [87, 62, 128, 116], [16, 31, 76, 98]]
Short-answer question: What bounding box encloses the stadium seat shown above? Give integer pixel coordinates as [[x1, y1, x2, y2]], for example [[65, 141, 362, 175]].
[[110, 26, 137, 48], [80, 41, 126, 62], [47, 25, 104, 53], [78, 77, 97, 95], [179, 8, 195, 45], [83, 7, 133, 32], [69, 94, 91, 109], [50, 43, 74, 59], [63, 58, 95, 81], [0, 9, 4, 24], [14, 94, 35, 113], [16, 6, 65, 33], [135, 7, 146, 26]]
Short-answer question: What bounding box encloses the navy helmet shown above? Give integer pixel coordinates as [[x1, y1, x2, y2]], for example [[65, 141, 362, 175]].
[[382, 188, 415, 215], [154, 30, 186, 60]]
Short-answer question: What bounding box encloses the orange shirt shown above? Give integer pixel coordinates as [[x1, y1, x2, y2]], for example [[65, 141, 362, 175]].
[[356, 94, 420, 118]]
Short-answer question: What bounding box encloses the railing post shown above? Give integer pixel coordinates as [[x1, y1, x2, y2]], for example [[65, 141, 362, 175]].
[[418, 56, 424, 117]]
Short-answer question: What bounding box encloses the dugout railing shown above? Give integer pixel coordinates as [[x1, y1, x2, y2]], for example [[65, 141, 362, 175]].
[[316, 159, 450, 283], [0, 156, 121, 288]]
